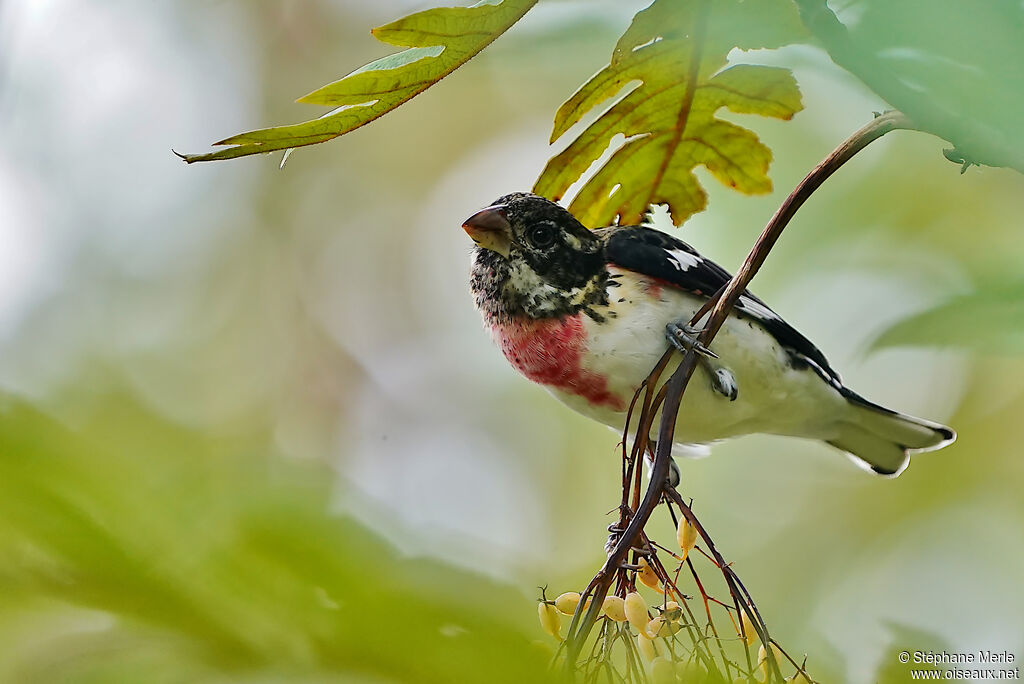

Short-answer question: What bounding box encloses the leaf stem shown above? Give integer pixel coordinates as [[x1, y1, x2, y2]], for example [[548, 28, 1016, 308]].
[[642, 0, 712, 216]]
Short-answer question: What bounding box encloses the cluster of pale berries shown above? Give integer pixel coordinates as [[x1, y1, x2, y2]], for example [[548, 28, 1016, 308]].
[[537, 516, 811, 683]]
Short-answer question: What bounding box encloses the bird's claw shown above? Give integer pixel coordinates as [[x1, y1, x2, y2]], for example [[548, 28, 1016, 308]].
[[665, 321, 718, 359], [665, 320, 739, 401], [605, 531, 620, 556]]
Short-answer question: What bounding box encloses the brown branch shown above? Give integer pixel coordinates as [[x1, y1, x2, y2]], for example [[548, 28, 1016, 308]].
[[562, 110, 912, 679]]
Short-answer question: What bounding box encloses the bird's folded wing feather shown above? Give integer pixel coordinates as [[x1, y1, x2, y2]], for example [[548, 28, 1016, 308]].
[[599, 225, 843, 388]]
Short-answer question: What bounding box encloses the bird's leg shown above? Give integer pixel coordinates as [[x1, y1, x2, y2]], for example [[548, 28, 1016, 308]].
[[605, 521, 625, 556], [604, 523, 655, 556], [665, 320, 739, 401], [665, 321, 717, 358], [605, 451, 682, 554], [644, 440, 681, 488]]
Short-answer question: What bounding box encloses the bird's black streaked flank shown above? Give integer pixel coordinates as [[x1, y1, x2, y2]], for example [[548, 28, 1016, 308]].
[[463, 192, 955, 477]]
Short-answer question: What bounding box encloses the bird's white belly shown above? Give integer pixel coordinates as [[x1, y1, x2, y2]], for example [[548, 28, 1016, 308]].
[[547, 271, 846, 445]]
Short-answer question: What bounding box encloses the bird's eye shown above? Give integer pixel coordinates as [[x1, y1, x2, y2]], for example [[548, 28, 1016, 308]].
[[527, 222, 557, 249]]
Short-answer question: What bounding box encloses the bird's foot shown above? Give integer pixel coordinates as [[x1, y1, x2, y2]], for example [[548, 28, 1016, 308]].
[[667, 457, 681, 487], [665, 320, 739, 401], [605, 523, 625, 555], [665, 321, 717, 359], [605, 522, 656, 557], [644, 444, 682, 488]]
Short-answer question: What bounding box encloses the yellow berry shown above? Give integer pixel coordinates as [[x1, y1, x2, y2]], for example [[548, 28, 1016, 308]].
[[649, 656, 675, 684], [602, 595, 627, 622], [758, 643, 784, 681], [677, 516, 698, 560], [646, 616, 681, 638], [635, 631, 661, 664], [738, 609, 758, 646], [637, 557, 661, 590], [554, 591, 581, 615], [787, 672, 812, 683], [537, 602, 562, 641], [624, 591, 650, 634]]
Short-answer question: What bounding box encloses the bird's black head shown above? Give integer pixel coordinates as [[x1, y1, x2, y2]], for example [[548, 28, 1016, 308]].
[[463, 193, 608, 321]]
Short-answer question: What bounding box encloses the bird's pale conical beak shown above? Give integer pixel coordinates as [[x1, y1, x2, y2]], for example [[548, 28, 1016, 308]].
[[462, 206, 512, 257]]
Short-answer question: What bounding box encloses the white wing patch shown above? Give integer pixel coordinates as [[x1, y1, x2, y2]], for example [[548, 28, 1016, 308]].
[[792, 352, 843, 389], [737, 295, 782, 323], [665, 249, 702, 272]]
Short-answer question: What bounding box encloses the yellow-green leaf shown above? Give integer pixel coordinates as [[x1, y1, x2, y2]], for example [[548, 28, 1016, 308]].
[[179, 0, 536, 163], [534, 0, 806, 228]]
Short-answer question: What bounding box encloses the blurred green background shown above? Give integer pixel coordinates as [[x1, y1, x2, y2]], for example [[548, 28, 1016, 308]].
[[0, 1, 1022, 682]]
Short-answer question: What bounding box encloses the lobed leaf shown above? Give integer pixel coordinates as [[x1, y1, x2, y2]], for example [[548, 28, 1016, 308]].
[[179, 0, 536, 163], [534, 0, 806, 228]]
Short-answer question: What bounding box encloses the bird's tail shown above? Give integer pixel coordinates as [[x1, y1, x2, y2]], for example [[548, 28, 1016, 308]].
[[827, 389, 956, 477]]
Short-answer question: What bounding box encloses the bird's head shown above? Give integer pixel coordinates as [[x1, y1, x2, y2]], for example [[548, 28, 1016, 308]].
[[463, 193, 607, 320]]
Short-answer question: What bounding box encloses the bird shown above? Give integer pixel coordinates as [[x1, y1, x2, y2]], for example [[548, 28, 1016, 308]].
[[462, 192, 955, 477]]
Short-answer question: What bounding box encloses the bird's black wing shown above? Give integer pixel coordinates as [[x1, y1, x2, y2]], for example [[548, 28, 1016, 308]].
[[600, 225, 843, 387]]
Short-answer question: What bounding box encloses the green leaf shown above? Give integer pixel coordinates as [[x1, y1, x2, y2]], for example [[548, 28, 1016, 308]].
[[872, 282, 1024, 354], [533, 0, 806, 228], [178, 0, 537, 163], [794, 0, 1024, 174], [0, 396, 559, 682]]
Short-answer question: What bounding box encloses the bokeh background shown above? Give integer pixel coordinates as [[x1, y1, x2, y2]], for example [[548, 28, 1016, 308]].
[[1, 1, 1022, 682]]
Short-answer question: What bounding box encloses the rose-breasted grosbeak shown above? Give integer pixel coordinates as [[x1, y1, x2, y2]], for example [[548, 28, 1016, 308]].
[[463, 192, 955, 477]]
